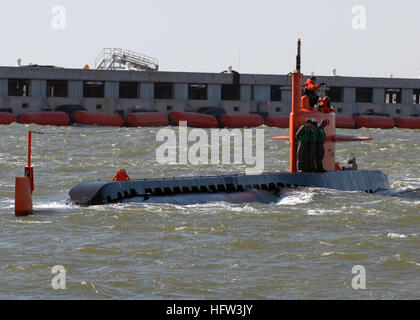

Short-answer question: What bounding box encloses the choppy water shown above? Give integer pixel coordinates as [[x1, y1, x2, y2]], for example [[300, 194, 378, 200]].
[[0, 123, 419, 299]]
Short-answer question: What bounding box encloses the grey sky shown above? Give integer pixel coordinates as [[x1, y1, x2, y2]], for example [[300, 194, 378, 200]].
[[0, 0, 418, 78]]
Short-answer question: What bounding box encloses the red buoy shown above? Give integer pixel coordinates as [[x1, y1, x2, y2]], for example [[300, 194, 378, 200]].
[[354, 115, 395, 129], [169, 111, 218, 128], [219, 114, 264, 128], [394, 117, 420, 129], [15, 131, 34, 216], [0, 112, 16, 125], [17, 112, 69, 126], [126, 112, 168, 127], [265, 116, 289, 128], [336, 116, 355, 129], [15, 177, 33, 216], [72, 111, 124, 127]]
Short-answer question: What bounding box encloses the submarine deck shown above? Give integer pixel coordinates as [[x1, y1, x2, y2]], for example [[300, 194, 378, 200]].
[[68, 170, 390, 206]]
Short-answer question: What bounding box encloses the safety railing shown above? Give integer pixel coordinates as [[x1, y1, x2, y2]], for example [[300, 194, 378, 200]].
[[95, 48, 159, 71]]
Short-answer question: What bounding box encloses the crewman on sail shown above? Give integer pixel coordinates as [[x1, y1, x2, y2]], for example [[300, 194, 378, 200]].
[[304, 76, 325, 108], [318, 96, 335, 113], [307, 120, 318, 172], [314, 120, 328, 172], [296, 119, 312, 172]]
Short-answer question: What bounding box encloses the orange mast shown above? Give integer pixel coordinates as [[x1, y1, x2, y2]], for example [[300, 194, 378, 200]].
[[289, 38, 302, 173]]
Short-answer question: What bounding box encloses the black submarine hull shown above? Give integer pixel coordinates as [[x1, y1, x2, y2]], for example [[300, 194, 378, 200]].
[[68, 170, 390, 206]]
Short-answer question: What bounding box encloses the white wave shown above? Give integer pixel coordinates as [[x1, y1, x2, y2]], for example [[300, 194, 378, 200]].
[[33, 201, 72, 210], [0, 202, 14, 209], [230, 205, 259, 213], [307, 209, 329, 216], [1, 198, 73, 210], [387, 233, 407, 239], [14, 219, 52, 224], [277, 190, 314, 205]]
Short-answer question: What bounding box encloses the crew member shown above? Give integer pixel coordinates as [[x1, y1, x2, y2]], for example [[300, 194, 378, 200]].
[[304, 76, 325, 108], [318, 96, 335, 113], [307, 120, 318, 172], [296, 119, 312, 172], [314, 120, 327, 172]]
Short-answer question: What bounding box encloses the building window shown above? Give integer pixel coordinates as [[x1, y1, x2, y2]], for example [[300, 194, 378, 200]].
[[250, 85, 254, 101], [119, 82, 138, 99], [327, 86, 343, 102], [155, 82, 174, 99], [8, 79, 30, 96], [221, 84, 238, 100], [83, 81, 104, 98], [188, 84, 207, 100], [385, 88, 401, 104], [414, 89, 420, 104], [355, 87, 373, 103], [270, 86, 282, 101], [47, 80, 68, 97]]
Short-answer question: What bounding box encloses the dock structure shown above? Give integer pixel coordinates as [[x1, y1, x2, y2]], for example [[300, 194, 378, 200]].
[[68, 170, 390, 206], [1, 65, 420, 118]]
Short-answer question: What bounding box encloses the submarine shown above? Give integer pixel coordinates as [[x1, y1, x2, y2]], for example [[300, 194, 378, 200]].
[[67, 39, 390, 207]]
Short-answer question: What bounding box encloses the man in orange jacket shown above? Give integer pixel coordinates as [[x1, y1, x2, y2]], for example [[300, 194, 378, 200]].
[[318, 96, 335, 113], [304, 76, 325, 108]]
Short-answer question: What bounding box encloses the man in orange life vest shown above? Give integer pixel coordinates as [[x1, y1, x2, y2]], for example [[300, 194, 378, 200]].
[[318, 96, 335, 113], [304, 76, 325, 108]]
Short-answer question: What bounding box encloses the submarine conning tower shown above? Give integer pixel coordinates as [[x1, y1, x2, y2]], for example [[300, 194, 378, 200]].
[[289, 38, 336, 172]]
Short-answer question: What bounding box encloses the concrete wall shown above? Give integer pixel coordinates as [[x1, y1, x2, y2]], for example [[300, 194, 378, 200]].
[[0, 79, 7, 96], [373, 88, 385, 104], [68, 81, 83, 98], [207, 84, 221, 101], [1, 95, 417, 118], [401, 89, 413, 104], [282, 89, 292, 103], [0, 66, 419, 116], [105, 81, 119, 99], [174, 83, 188, 100], [30, 80, 46, 98], [332, 102, 414, 117], [240, 85, 251, 101], [266, 102, 289, 117], [140, 82, 154, 99], [254, 85, 270, 102], [343, 88, 355, 103], [1, 66, 420, 88]]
